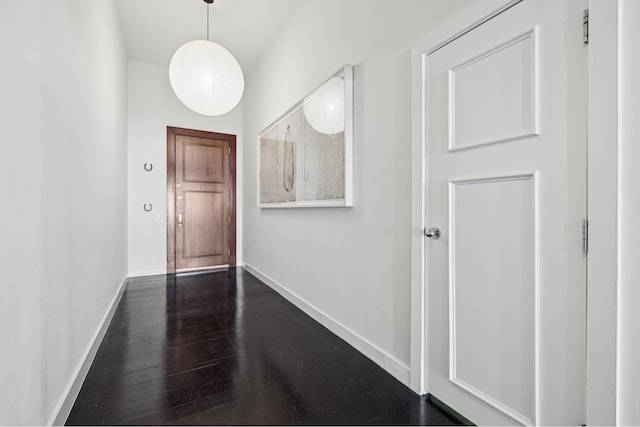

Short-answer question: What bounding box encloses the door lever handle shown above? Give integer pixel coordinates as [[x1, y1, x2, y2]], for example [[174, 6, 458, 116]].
[[424, 227, 440, 240], [178, 214, 183, 226]]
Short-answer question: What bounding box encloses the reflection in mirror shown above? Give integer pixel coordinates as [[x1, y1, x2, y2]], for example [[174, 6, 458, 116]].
[[303, 77, 345, 135], [258, 65, 353, 208]]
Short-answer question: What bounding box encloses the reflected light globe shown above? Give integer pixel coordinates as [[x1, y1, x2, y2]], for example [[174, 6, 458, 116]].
[[303, 77, 345, 135], [169, 39, 244, 116]]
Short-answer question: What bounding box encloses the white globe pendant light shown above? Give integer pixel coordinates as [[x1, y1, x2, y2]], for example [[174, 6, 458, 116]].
[[169, 0, 244, 116]]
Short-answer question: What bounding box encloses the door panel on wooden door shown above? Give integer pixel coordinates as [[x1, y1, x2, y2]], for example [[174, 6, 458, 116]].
[[176, 136, 230, 270], [182, 191, 225, 258], [424, 0, 587, 425]]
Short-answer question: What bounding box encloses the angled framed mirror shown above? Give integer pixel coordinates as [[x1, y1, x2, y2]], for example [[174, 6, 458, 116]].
[[257, 65, 354, 208]]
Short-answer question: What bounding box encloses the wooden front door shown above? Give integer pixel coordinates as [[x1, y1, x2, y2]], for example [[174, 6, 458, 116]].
[[167, 127, 236, 273]]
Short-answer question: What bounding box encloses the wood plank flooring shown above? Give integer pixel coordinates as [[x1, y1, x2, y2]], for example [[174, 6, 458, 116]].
[[66, 269, 463, 425]]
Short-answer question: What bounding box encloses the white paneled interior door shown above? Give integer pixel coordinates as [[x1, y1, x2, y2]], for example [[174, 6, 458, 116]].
[[423, 0, 587, 425]]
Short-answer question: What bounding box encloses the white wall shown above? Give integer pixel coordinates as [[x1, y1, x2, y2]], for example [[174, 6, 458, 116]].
[[127, 60, 244, 276], [618, 0, 640, 423], [0, 1, 128, 425], [242, 0, 468, 382]]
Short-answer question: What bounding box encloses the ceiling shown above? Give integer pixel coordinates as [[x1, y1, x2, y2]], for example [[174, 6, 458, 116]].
[[115, 0, 296, 72]]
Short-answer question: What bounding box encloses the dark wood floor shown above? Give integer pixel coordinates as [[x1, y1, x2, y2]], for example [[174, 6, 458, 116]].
[[66, 268, 463, 425]]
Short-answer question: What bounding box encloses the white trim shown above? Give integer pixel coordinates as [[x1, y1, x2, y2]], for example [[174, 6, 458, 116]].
[[127, 267, 167, 277], [585, 1, 620, 424], [257, 198, 347, 209], [409, 0, 525, 397], [242, 264, 410, 387], [451, 378, 533, 426], [615, 1, 623, 422], [409, 22, 428, 396], [49, 275, 128, 426], [343, 63, 354, 207], [533, 171, 541, 426]]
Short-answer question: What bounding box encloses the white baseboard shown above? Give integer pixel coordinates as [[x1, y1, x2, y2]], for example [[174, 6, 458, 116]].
[[49, 275, 128, 426], [242, 264, 411, 387], [127, 267, 167, 277]]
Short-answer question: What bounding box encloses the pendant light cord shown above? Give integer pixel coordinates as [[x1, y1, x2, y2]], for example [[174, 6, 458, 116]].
[[204, 0, 214, 41]]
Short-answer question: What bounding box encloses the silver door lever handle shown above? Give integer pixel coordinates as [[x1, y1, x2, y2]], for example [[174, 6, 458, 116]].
[[424, 227, 440, 240]]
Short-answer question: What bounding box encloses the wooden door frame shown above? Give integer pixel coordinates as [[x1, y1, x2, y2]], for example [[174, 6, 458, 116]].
[[167, 126, 237, 274]]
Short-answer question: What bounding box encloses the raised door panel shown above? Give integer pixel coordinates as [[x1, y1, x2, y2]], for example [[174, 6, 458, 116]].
[[182, 191, 226, 259], [449, 175, 536, 424], [449, 30, 538, 150], [182, 143, 225, 184]]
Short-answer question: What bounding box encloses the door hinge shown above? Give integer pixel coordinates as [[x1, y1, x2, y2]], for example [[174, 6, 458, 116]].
[[228, 215, 231, 223], [582, 219, 589, 254], [583, 9, 589, 45]]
